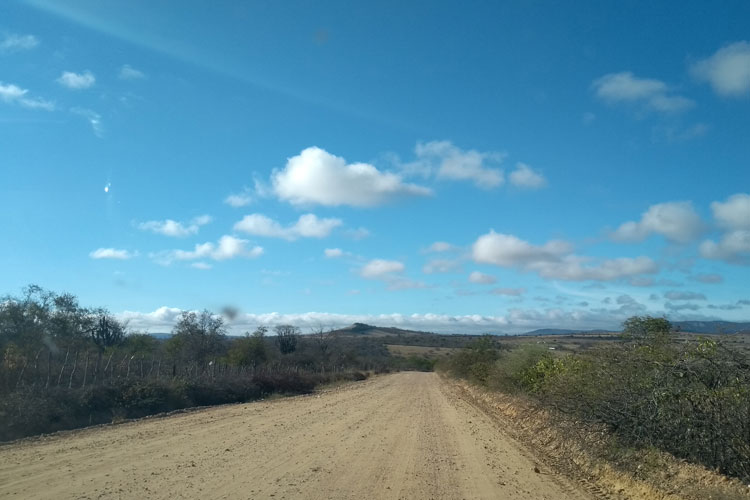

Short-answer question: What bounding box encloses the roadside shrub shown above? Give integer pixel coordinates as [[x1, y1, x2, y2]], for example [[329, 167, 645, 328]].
[[443, 335, 499, 383], [486, 344, 550, 393]]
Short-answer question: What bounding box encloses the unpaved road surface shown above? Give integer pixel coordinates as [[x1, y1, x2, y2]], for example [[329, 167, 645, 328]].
[[0, 372, 593, 499]]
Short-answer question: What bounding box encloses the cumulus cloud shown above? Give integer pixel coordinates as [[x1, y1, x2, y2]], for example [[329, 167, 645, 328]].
[[509, 163, 547, 189], [137, 215, 212, 237], [699, 193, 750, 264], [153, 235, 262, 265], [533, 255, 658, 281], [468, 271, 496, 284], [472, 231, 571, 267], [272, 147, 431, 207], [57, 70, 96, 89], [0, 82, 54, 110], [360, 259, 405, 278], [611, 201, 704, 243], [472, 230, 657, 282], [408, 141, 505, 188], [233, 213, 342, 240], [118, 64, 145, 80], [664, 290, 707, 301], [711, 193, 750, 230], [592, 71, 693, 113], [691, 41, 750, 97], [699, 230, 750, 265], [89, 248, 137, 260], [0, 34, 39, 53]]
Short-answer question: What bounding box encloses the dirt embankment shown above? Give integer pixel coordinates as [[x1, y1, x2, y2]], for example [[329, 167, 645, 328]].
[[1, 372, 595, 499]]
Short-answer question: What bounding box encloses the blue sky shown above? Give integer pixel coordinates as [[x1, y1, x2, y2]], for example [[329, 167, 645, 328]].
[[2, 0, 749, 333]]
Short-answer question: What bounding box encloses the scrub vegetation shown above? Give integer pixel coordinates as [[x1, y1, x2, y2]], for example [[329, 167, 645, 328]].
[[0, 285, 392, 442], [441, 316, 750, 482]]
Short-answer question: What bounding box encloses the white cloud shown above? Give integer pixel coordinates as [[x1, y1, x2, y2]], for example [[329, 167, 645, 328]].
[[89, 248, 136, 260], [0, 83, 26, 102], [0, 34, 39, 53], [691, 41, 750, 97], [212, 235, 261, 260], [190, 262, 212, 270], [138, 215, 212, 237], [224, 192, 253, 207], [700, 194, 750, 265], [117, 306, 184, 331], [324, 248, 344, 258], [57, 70, 96, 90], [154, 235, 263, 265], [468, 271, 496, 284], [410, 141, 504, 188], [611, 201, 704, 243], [0, 82, 55, 111], [472, 231, 571, 267], [711, 193, 750, 230], [532, 255, 658, 282], [699, 230, 750, 265], [70, 107, 103, 137], [422, 259, 462, 274], [233, 213, 342, 240], [509, 162, 547, 189], [592, 72, 693, 113], [360, 259, 405, 278], [118, 64, 145, 80], [272, 147, 431, 207], [472, 230, 657, 282]]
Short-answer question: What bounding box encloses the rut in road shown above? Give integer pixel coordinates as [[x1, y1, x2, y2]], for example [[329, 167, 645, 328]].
[[0, 372, 594, 499]]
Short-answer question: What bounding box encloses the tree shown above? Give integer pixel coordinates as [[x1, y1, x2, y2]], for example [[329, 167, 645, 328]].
[[622, 315, 673, 347], [168, 310, 227, 364], [89, 311, 125, 350], [228, 326, 269, 366], [311, 325, 335, 357], [275, 324, 299, 354]]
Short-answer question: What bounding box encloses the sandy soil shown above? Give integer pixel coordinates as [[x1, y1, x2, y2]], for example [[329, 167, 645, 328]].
[[0, 372, 595, 499]]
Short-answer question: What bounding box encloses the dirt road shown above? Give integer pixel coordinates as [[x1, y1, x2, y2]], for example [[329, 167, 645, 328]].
[[0, 372, 593, 499]]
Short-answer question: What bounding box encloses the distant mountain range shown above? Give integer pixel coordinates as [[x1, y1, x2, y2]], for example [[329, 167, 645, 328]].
[[144, 320, 750, 339], [672, 321, 750, 334]]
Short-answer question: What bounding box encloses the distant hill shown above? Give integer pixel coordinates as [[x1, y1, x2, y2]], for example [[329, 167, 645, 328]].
[[672, 321, 750, 334], [331, 323, 436, 337], [146, 332, 172, 340]]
